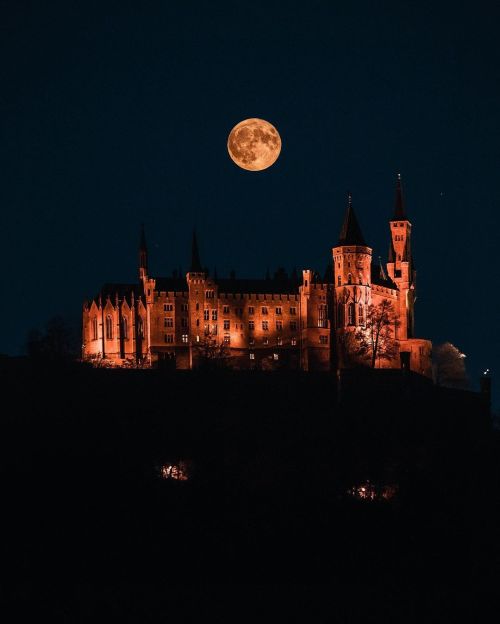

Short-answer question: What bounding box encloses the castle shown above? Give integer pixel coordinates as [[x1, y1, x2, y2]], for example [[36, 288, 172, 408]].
[[82, 175, 432, 376]]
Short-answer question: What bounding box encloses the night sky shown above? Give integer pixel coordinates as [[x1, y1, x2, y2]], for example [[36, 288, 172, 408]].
[[1, 1, 498, 404]]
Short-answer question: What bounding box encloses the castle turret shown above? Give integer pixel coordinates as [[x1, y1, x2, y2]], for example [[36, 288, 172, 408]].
[[332, 193, 372, 367], [386, 174, 416, 339]]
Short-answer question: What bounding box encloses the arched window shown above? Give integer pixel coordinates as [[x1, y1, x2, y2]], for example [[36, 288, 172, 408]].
[[337, 275, 341, 286], [358, 304, 364, 326], [337, 304, 343, 328], [122, 317, 128, 340], [105, 315, 113, 340], [347, 273, 352, 285], [92, 317, 98, 340], [137, 317, 144, 339], [347, 303, 355, 326]]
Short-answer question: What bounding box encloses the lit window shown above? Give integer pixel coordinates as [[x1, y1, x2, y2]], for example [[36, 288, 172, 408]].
[[223, 334, 230, 344], [205, 290, 214, 299], [181, 334, 189, 343], [249, 338, 255, 345], [164, 304, 173, 312], [290, 321, 297, 331], [318, 304, 328, 328], [212, 310, 217, 320], [262, 321, 269, 331], [249, 320, 255, 330], [273, 353, 279, 360], [203, 310, 209, 321], [223, 305, 230, 314], [276, 320, 283, 330], [223, 320, 230, 330], [249, 353, 255, 360], [261, 306, 268, 315], [248, 306, 255, 315], [291, 337, 297, 346], [106, 315, 113, 340], [196, 335, 200, 342], [337, 276, 341, 286], [319, 335, 328, 344], [277, 337, 282, 345], [290, 307, 297, 315], [275, 307, 282, 315], [164, 334, 174, 343], [263, 337, 269, 345]]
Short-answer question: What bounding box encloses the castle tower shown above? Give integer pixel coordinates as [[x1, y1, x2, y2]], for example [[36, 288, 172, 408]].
[[186, 229, 208, 368], [332, 193, 372, 367], [386, 174, 416, 339]]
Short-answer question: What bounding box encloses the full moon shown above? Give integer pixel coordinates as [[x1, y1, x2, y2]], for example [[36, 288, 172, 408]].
[[227, 118, 281, 171]]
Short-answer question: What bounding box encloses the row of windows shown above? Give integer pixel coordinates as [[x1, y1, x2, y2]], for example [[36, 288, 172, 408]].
[[337, 303, 364, 327], [165, 304, 299, 315], [337, 274, 364, 286], [163, 303, 189, 312], [394, 234, 404, 242], [164, 335, 327, 346], [92, 316, 144, 340]]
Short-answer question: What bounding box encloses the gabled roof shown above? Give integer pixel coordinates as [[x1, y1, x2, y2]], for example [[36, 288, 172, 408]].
[[95, 283, 142, 307], [370, 266, 398, 290]]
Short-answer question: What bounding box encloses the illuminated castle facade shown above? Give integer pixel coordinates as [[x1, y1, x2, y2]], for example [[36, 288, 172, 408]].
[[82, 176, 432, 375]]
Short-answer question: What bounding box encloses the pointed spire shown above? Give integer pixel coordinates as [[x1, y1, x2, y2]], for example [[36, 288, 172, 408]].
[[190, 229, 202, 272], [338, 192, 367, 246], [378, 256, 387, 281], [393, 173, 406, 220], [139, 223, 148, 274]]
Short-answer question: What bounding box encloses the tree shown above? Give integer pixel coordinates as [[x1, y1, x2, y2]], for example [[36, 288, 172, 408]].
[[26, 316, 79, 363], [432, 342, 469, 389], [354, 299, 399, 368], [193, 336, 231, 370]]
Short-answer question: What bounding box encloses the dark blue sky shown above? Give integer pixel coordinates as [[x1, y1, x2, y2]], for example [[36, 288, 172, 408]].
[[1, 1, 498, 402]]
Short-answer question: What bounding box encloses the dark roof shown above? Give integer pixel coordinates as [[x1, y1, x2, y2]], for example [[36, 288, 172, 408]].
[[392, 173, 407, 220], [370, 266, 397, 290], [216, 277, 299, 295], [338, 193, 367, 246], [155, 276, 188, 292]]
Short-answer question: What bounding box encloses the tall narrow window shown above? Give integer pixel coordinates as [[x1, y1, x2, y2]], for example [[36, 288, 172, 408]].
[[347, 273, 352, 285], [358, 304, 364, 326], [92, 317, 98, 340], [122, 317, 128, 339], [106, 315, 113, 340], [318, 304, 328, 328], [137, 317, 144, 338], [347, 303, 355, 326], [337, 276, 341, 286]]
